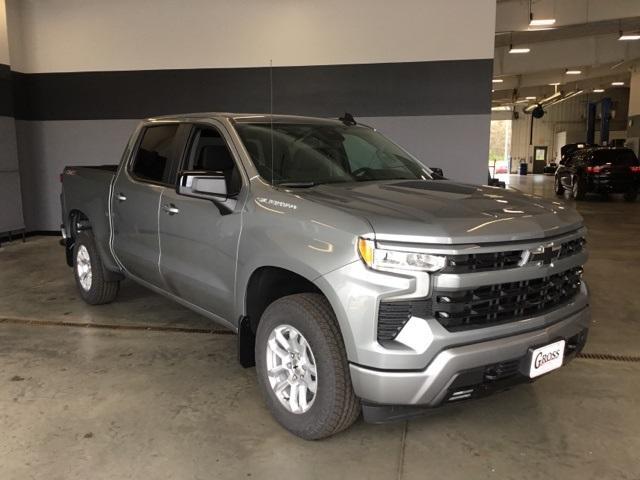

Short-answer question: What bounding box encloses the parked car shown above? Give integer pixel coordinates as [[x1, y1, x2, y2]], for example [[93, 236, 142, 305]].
[[60, 113, 590, 439], [555, 147, 640, 201], [543, 162, 557, 175]]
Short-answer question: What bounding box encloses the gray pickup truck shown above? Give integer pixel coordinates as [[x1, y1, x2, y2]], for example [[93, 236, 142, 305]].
[[60, 113, 590, 439]]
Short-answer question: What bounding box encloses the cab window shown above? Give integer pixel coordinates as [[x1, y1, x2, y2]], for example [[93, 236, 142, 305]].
[[184, 126, 242, 195], [131, 124, 179, 184]]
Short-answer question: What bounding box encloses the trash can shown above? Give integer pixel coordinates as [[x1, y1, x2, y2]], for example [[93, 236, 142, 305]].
[[519, 162, 528, 175]]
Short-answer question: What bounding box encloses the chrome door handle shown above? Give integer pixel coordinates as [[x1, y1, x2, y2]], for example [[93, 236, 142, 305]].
[[162, 204, 180, 215], [116, 193, 127, 202]]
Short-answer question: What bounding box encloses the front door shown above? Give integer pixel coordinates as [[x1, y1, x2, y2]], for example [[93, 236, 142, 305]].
[[533, 146, 548, 174], [111, 123, 181, 287], [158, 123, 244, 324]]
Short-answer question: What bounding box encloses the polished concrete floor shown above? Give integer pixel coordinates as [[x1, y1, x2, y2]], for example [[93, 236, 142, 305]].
[[1, 174, 639, 479]]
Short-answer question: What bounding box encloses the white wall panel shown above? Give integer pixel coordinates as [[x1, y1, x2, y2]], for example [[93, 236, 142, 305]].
[[6, 0, 496, 73], [0, 0, 9, 64]]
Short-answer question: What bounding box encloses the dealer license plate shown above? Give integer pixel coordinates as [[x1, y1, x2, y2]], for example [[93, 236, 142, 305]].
[[529, 340, 565, 378]]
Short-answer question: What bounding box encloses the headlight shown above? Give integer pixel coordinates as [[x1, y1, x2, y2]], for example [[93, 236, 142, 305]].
[[357, 238, 447, 272]]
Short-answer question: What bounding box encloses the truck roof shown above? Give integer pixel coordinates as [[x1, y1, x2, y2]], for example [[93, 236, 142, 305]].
[[148, 112, 348, 126]]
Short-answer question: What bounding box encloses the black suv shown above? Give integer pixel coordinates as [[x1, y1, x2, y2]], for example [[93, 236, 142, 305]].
[[555, 147, 640, 201]]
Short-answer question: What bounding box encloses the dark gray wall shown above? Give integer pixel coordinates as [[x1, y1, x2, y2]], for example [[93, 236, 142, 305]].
[[0, 62, 23, 234]]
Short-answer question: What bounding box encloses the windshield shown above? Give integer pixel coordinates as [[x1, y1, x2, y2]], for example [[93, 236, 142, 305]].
[[235, 122, 433, 185]]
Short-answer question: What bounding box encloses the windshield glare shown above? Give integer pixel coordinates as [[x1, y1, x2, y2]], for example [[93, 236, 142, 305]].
[[235, 123, 433, 185]]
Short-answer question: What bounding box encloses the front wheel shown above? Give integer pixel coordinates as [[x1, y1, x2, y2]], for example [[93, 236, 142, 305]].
[[73, 232, 120, 305], [255, 293, 360, 440]]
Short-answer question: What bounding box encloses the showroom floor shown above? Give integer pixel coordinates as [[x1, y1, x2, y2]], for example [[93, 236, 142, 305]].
[[1, 175, 639, 480]]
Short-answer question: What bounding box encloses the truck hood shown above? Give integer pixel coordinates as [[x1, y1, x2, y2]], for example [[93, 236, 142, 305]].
[[296, 180, 583, 244]]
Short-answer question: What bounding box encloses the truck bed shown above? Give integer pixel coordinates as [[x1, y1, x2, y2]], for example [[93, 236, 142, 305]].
[[60, 164, 120, 271]]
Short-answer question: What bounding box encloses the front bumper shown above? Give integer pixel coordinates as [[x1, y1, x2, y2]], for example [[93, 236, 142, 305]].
[[349, 304, 590, 407]]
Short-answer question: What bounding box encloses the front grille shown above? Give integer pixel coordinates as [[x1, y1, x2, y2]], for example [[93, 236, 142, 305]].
[[442, 237, 585, 274], [433, 267, 583, 332], [442, 250, 523, 274], [529, 237, 586, 263], [377, 298, 432, 342]]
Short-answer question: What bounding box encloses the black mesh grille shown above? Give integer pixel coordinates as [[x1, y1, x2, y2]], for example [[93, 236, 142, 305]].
[[442, 250, 523, 273], [433, 267, 583, 332], [443, 237, 585, 274], [377, 298, 432, 342]]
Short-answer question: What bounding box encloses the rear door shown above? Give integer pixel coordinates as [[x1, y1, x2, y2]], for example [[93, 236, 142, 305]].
[[111, 123, 181, 287], [158, 122, 245, 324]]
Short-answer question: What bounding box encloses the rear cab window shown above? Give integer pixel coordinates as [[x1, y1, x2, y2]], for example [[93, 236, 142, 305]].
[[130, 124, 180, 185]]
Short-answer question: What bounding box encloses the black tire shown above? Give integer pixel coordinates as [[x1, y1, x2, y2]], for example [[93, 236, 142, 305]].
[[623, 187, 638, 202], [571, 175, 587, 201], [554, 176, 564, 195], [73, 232, 119, 305], [255, 293, 360, 440]]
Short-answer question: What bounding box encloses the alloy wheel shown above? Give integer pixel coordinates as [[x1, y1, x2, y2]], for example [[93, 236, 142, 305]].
[[265, 324, 318, 414], [76, 245, 93, 291]]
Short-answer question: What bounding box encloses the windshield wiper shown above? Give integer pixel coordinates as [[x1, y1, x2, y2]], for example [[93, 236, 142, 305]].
[[276, 182, 317, 188]]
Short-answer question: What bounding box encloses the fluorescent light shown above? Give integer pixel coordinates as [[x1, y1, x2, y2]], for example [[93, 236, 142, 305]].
[[526, 96, 537, 100], [491, 106, 512, 111], [529, 18, 556, 27], [509, 45, 530, 54], [566, 69, 582, 75], [492, 78, 504, 83], [619, 31, 640, 41], [593, 89, 605, 93], [611, 81, 625, 86], [549, 82, 561, 86]]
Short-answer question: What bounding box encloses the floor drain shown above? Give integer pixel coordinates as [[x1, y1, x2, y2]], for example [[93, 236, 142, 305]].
[[577, 352, 640, 363]]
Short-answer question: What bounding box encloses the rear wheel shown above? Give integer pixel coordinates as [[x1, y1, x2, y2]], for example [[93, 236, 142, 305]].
[[624, 186, 638, 202], [255, 293, 360, 440], [554, 176, 564, 195], [571, 175, 587, 201], [73, 232, 119, 305]]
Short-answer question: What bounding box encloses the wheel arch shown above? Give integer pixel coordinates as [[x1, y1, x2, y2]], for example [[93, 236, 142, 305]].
[[237, 265, 342, 368]]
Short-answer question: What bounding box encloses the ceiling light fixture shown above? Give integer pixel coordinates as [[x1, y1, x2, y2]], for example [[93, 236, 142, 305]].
[[526, 96, 537, 100], [611, 81, 625, 86], [566, 69, 582, 75], [492, 78, 504, 83], [491, 106, 512, 111], [509, 45, 531, 54], [549, 82, 561, 86], [530, 18, 556, 27], [593, 88, 605, 93], [619, 31, 640, 41]]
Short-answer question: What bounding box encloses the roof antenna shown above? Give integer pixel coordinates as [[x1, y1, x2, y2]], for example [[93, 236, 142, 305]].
[[269, 59, 274, 186], [339, 112, 357, 126]]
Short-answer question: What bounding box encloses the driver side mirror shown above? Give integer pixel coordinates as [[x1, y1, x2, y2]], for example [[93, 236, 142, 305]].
[[430, 167, 444, 179], [177, 170, 227, 200]]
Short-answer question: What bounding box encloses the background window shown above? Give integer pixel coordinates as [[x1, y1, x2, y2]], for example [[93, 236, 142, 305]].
[[131, 125, 179, 183]]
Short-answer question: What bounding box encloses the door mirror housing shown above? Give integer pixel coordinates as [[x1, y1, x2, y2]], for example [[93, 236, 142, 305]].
[[430, 167, 444, 179], [177, 171, 227, 200]]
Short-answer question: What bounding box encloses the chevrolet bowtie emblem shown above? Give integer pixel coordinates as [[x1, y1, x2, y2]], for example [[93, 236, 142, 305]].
[[541, 246, 555, 265]]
